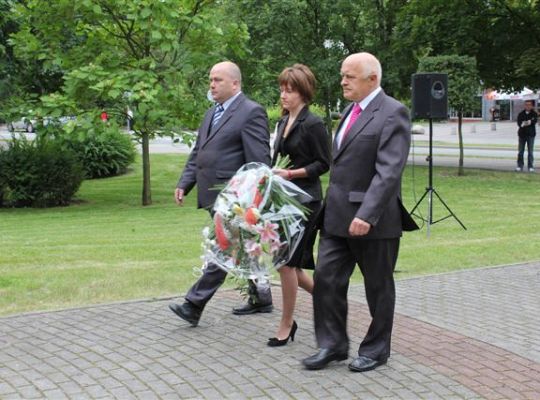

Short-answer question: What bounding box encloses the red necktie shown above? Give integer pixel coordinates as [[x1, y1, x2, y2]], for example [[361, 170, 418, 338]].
[[340, 103, 362, 146]]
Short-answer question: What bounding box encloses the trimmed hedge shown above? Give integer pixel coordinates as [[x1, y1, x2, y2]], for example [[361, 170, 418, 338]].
[[0, 137, 84, 207]]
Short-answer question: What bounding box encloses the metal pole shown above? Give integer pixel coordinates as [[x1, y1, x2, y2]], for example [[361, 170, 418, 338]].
[[428, 190, 432, 238], [427, 118, 433, 237], [428, 118, 433, 190]]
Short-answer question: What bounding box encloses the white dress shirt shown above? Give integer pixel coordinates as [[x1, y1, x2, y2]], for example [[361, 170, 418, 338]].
[[336, 86, 382, 148]]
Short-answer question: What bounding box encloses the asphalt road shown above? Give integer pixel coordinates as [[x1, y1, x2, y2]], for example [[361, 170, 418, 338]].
[[2, 121, 537, 172]]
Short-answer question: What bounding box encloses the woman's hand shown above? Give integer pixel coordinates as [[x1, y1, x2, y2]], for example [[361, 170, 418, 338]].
[[272, 168, 291, 180]]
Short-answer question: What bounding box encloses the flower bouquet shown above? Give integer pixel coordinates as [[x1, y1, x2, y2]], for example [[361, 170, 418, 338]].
[[201, 161, 312, 287]]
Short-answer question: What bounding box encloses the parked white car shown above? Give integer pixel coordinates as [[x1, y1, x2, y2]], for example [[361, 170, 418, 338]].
[[7, 116, 76, 133], [7, 118, 35, 133]]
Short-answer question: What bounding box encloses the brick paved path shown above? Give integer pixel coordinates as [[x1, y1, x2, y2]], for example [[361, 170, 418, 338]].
[[1, 263, 539, 399]]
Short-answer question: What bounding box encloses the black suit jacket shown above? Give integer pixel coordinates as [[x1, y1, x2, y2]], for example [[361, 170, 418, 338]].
[[177, 93, 271, 209], [323, 90, 417, 239], [272, 106, 331, 201]]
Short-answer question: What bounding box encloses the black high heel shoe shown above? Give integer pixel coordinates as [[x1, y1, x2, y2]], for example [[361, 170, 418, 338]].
[[267, 321, 298, 347]]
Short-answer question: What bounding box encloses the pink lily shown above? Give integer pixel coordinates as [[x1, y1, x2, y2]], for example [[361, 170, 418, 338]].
[[245, 239, 263, 257], [256, 221, 280, 244]]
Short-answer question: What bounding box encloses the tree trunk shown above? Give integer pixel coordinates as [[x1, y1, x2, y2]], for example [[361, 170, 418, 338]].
[[324, 103, 333, 138], [141, 131, 152, 205], [458, 111, 465, 176], [323, 87, 333, 138]]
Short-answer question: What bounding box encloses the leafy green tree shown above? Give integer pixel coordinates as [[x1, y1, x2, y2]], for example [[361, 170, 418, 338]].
[[9, 0, 249, 205], [330, 0, 408, 97], [486, 0, 540, 89], [0, 0, 65, 122], [229, 0, 411, 129], [418, 55, 480, 176], [394, 0, 540, 92], [0, 0, 16, 117], [230, 0, 345, 131]]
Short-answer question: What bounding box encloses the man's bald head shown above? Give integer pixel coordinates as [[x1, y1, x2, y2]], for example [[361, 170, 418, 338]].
[[340, 52, 382, 102], [343, 53, 382, 85], [211, 61, 242, 85], [209, 61, 242, 104]]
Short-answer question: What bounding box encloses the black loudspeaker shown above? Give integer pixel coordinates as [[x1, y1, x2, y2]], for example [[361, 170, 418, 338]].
[[411, 73, 448, 119]]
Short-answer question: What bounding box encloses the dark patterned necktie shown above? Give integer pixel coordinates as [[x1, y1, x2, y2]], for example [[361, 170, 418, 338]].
[[212, 104, 224, 127]]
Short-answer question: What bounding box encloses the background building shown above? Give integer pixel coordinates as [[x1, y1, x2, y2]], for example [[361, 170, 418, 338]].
[[482, 88, 539, 121]]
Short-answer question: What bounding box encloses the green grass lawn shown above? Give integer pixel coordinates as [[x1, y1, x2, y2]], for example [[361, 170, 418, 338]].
[[1, 153, 539, 316]]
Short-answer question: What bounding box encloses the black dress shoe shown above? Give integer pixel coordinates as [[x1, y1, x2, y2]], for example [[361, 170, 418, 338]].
[[302, 348, 348, 370], [169, 302, 201, 326], [348, 355, 387, 372], [232, 302, 273, 315]]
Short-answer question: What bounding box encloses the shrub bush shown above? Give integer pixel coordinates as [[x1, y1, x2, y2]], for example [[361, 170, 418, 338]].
[[61, 124, 136, 179], [266, 104, 340, 132], [0, 136, 84, 207], [266, 105, 283, 131]]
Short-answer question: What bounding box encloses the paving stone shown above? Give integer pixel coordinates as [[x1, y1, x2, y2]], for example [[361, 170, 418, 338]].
[[0, 263, 539, 399], [13, 385, 43, 399], [57, 381, 84, 395], [42, 388, 69, 399]]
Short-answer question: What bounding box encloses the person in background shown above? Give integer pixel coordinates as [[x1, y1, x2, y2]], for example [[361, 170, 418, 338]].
[[516, 100, 537, 172]]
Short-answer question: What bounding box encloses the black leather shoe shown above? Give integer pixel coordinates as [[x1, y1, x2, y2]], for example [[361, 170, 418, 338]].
[[348, 355, 387, 372], [169, 302, 201, 326], [232, 302, 273, 315], [302, 348, 348, 370]]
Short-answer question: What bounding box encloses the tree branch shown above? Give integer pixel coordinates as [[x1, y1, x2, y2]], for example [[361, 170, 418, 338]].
[[171, 0, 209, 64], [97, 0, 145, 59]]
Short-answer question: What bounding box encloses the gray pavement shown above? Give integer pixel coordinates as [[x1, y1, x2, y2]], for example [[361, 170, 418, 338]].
[[409, 121, 537, 171], [1, 262, 539, 399], [413, 120, 518, 146]]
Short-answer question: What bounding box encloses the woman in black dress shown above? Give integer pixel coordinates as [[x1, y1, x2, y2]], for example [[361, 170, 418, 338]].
[[268, 64, 331, 346]]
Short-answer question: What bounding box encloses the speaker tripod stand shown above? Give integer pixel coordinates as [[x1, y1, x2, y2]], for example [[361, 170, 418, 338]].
[[410, 119, 467, 236]]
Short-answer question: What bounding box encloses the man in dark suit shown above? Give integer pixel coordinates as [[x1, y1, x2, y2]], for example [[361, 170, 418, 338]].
[[169, 61, 273, 326], [516, 100, 537, 172], [303, 53, 417, 371]]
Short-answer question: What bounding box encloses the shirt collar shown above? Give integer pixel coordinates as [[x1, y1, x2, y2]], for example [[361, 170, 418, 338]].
[[220, 91, 242, 111], [357, 86, 382, 111]]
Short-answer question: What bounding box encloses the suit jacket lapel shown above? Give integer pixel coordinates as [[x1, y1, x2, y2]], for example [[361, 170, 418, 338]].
[[199, 108, 214, 145], [333, 91, 385, 160], [286, 106, 308, 139], [271, 115, 287, 165], [333, 104, 352, 154], [271, 106, 309, 164], [202, 93, 244, 148]]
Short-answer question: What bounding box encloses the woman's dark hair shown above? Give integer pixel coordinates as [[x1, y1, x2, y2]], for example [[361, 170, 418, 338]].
[[278, 64, 316, 104]]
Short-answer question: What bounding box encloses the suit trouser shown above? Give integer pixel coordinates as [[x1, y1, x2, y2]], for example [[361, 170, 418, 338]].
[[185, 210, 272, 309], [313, 232, 400, 361], [517, 135, 535, 169], [185, 263, 272, 309]]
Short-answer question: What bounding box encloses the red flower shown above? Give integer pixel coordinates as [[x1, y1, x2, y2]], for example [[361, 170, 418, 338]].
[[253, 176, 267, 207], [253, 190, 263, 207], [244, 207, 260, 225], [214, 213, 229, 250]]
